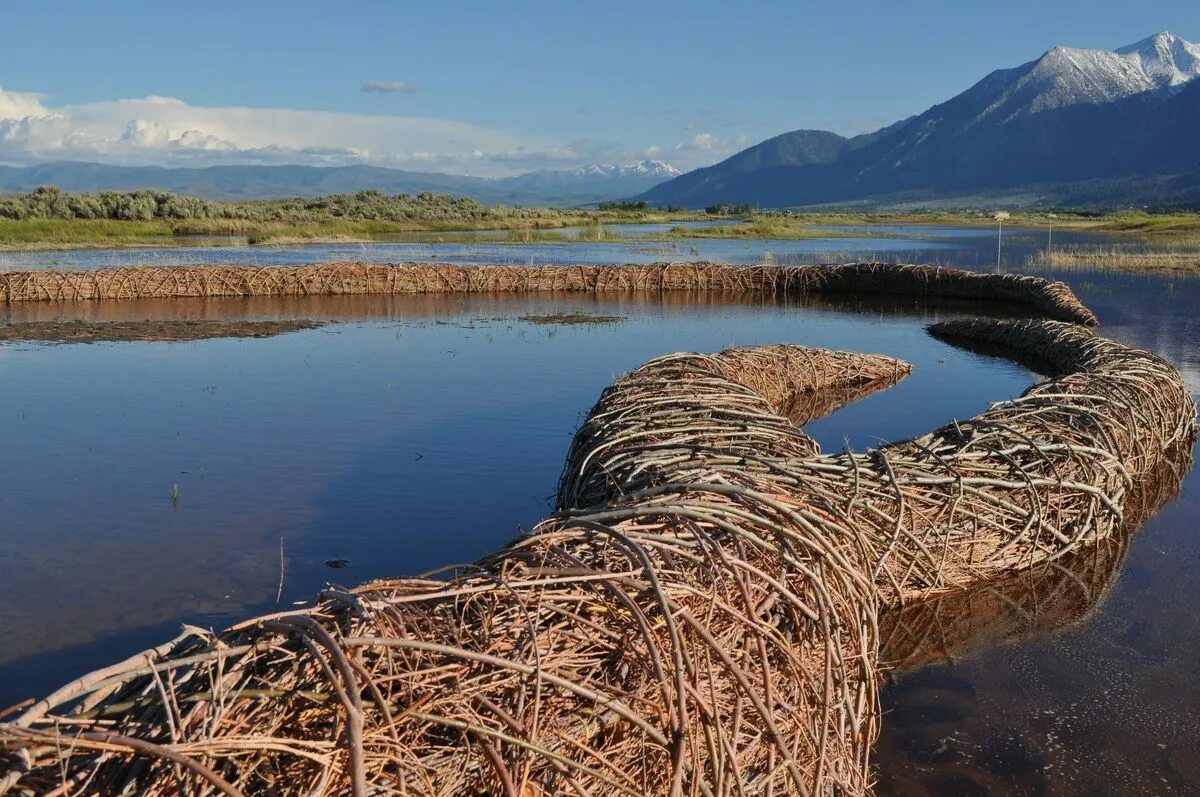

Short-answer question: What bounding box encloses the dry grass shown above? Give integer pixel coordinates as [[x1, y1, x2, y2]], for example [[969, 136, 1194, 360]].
[[1027, 246, 1200, 273]]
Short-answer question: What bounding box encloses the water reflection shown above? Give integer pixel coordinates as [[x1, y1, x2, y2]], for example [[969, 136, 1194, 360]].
[[0, 289, 1046, 325]]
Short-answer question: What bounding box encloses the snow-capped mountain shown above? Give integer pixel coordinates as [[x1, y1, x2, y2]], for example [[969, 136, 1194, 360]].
[[976, 31, 1200, 122], [642, 32, 1200, 209], [1116, 31, 1200, 90], [560, 160, 682, 180], [494, 160, 681, 203], [478, 160, 681, 205]]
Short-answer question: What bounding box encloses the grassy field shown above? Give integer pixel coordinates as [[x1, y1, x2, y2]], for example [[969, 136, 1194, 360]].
[[1083, 213, 1200, 234], [740, 210, 1200, 235], [662, 217, 889, 240], [0, 213, 703, 250], [0, 185, 1197, 253]]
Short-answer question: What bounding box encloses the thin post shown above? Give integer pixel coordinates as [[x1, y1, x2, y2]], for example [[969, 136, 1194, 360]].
[[993, 211, 1010, 270]]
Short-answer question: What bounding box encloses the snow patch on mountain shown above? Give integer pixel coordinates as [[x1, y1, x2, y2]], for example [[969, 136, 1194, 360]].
[[484, 159, 681, 203], [1116, 31, 1200, 88], [551, 160, 682, 180], [1006, 31, 1200, 118]]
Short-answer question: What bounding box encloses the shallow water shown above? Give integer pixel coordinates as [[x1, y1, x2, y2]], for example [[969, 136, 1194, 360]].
[[0, 222, 1121, 271], [0, 228, 1197, 795]]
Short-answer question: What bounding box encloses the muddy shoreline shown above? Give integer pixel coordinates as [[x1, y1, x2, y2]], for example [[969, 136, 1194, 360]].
[[0, 318, 324, 343]]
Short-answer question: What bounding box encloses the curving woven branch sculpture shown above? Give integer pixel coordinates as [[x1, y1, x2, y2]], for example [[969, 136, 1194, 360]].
[[1, 307, 1192, 795], [879, 440, 1191, 672], [0, 262, 1099, 326], [0, 343, 911, 796]]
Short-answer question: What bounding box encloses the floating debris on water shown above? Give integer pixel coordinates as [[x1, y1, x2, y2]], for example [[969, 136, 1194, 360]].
[[518, 312, 626, 325]]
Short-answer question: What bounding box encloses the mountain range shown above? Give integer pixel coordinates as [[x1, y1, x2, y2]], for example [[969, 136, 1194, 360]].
[[640, 31, 1200, 210], [4, 33, 1199, 211], [0, 159, 680, 207]]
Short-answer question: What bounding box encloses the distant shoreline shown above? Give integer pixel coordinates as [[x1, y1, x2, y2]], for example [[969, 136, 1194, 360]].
[[0, 185, 1196, 263], [1, 213, 1197, 255]]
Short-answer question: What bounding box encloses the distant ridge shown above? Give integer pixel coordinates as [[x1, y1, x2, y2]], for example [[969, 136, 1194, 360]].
[[640, 31, 1200, 209], [0, 159, 681, 207]]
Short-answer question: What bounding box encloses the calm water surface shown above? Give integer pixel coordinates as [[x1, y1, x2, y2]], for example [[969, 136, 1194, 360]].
[[0, 223, 1125, 271], [1, 226, 1197, 795]]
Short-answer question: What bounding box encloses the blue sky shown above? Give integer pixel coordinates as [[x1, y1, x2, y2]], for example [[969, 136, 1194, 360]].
[[0, 1, 1196, 175]]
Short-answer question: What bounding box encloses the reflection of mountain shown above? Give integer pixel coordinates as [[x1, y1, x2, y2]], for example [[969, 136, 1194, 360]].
[[641, 32, 1200, 209], [881, 441, 1192, 672]]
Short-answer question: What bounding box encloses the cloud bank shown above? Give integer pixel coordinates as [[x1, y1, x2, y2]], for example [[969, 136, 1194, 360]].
[[0, 85, 743, 176]]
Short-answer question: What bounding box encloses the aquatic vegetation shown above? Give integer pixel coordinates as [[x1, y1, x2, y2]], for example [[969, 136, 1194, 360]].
[[0, 319, 324, 344], [1027, 245, 1200, 273], [668, 217, 879, 240], [517, 312, 625, 326]]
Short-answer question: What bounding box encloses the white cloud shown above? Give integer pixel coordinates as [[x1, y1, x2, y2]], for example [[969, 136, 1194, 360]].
[[671, 132, 746, 162], [0, 88, 49, 119], [362, 81, 419, 94], [0, 86, 540, 175], [0, 84, 737, 176]]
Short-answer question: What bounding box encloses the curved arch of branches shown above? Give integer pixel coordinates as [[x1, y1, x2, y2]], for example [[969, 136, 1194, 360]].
[[0, 284, 1191, 796]]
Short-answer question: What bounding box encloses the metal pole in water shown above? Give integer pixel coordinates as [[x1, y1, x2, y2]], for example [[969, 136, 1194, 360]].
[[994, 211, 1010, 269]]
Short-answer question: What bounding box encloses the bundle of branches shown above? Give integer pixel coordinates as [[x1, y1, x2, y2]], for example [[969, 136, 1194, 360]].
[[558, 345, 913, 508], [0, 262, 1098, 326], [879, 440, 1191, 672], [564, 320, 1192, 599], [0, 318, 1191, 796]]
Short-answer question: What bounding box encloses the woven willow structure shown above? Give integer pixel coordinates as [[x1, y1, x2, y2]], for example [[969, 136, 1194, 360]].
[[0, 262, 1099, 326], [1, 306, 1192, 795], [880, 441, 1191, 672]]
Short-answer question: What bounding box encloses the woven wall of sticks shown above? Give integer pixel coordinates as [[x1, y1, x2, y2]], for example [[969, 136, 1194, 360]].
[[0, 262, 1098, 326], [0, 266, 1191, 796]]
